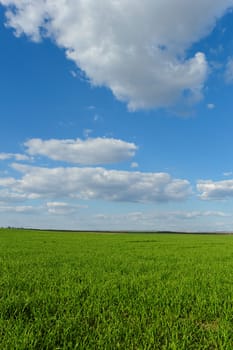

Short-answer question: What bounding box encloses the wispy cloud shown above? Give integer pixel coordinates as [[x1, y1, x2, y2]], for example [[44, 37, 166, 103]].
[[83, 129, 92, 138], [93, 210, 232, 231], [0, 205, 38, 214], [70, 70, 77, 78], [46, 201, 87, 215], [131, 162, 139, 168], [224, 57, 233, 83], [0, 153, 31, 161], [207, 103, 215, 109]]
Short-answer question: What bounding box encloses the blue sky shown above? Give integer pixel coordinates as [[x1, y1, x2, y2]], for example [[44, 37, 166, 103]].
[[1, 1, 233, 231]]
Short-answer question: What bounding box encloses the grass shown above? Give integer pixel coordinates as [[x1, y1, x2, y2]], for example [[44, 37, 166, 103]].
[[1, 229, 233, 349]]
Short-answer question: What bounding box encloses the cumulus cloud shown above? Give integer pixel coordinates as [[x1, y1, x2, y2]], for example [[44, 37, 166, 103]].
[[7, 163, 192, 203], [197, 179, 233, 200], [1, 0, 232, 110], [24, 137, 137, 165]]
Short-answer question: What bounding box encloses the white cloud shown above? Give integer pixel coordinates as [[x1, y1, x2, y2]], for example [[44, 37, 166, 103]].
[[0, 177, 17, 186], [8, 163, 192, 203], [70, 70, 77, 77], [131, 162, 139, 168], [0, 188, 28, 203], [1, 0, 232, 110], [95, 210, 229, 222], [24, 137, 137, 165], [207, 103, 215, 109], [0, 152, 30, 161], [83, 129, 92, 138], [0, 205, 37, 214], [93, 114, 102, 122], [0, 153, 13, 161], [0, 205, 231, 231], [93, 210, 231, 231], [46, 201, 87, 215], [223, 172, 233, 177], [225, 57, 233, 83], [166, 210, 229, 219], [197, 179, 233, 200], [87, 105, 95, 111]]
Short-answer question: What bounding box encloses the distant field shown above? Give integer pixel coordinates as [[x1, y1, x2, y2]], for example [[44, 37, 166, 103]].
[[1, 229, 233, 349]]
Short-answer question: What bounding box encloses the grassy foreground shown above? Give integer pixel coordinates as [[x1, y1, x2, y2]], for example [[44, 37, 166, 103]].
[[1, 230, 233, 349]]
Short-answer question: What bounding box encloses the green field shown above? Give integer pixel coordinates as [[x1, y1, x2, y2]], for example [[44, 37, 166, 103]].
[[1, 229, 233, 349]]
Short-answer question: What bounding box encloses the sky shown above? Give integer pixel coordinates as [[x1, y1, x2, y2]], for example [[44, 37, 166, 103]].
[[1, 1, 233, 231]]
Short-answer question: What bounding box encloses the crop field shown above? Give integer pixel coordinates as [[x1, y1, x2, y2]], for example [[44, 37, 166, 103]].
[[1, 229, 233, 349]]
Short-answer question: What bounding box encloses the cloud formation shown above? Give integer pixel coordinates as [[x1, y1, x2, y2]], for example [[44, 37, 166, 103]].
[[207, 103, 215, 109], [46, 201, 87, 215], [225, 57, 233, 83], [3, 163, 192, 203], [93, 210, 231, 231], [24, 137, 137, 165], [197, 179, 233, 200], [1, 0, 232, 110], [0, 205, 37, 214], [0, 153, 30, 161], [95, 210, 229, 222]]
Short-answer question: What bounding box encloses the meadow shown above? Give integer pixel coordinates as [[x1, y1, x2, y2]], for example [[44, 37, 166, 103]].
[[1, 229, 233, 349]]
